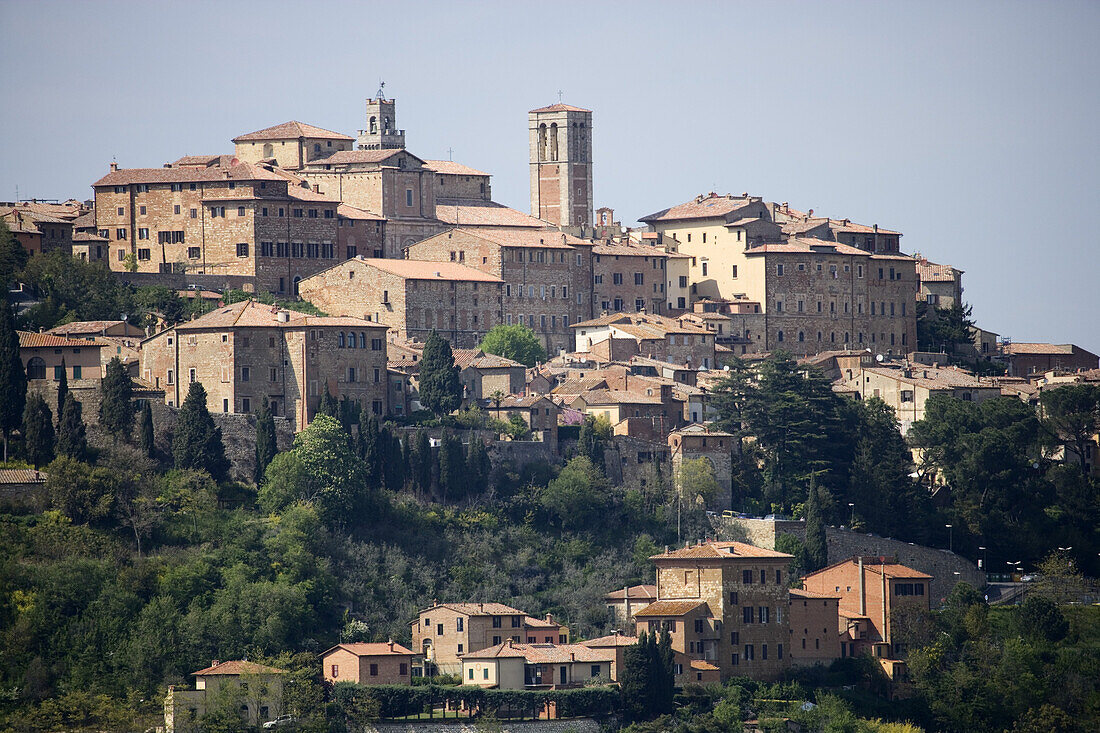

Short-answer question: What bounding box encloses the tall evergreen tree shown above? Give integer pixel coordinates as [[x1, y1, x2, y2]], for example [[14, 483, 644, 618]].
[[401, 433, 412, 489], [254, 400, 277, 484], [577, 415, 605, 470], [654, 629, 676, 717], [620, 632, 653, 723], [804, 478, 828, 571], [0, 221, 29, 291], [437, 431, 464, 501], [418, 330, 461, 416], [56, 358, 68, 418], [316, 391, 339, 419], [99, 356, 135, 440], [172, 382, 229, 482], [415, 429, 432, 494], [381, 427, 404, 491], [56, 393, 88, 461], [137, 400, 155, 459], [0, 297, 26, 461], [358, 410, 381, 486], [466, 436, 490, 494], [21, 393, 54, 468]]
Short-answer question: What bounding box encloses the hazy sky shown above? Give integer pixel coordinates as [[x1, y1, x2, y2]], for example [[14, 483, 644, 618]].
[[2, 0, 1097, 350]]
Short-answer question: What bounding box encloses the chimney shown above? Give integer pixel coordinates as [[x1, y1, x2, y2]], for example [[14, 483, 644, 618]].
[[388, 640, 395, 652], [109, 162, 118, 172], [858, 558, 866, 617], [212, 659, 220, 667], [479, 602, 484, 612], [312, 184, 320, 193]]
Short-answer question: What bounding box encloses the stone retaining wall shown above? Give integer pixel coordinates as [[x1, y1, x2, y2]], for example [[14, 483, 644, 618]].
[[364, 720, 601, 733]]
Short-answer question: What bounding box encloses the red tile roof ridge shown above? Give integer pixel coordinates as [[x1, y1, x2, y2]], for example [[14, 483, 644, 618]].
[[192, 660, 287, 676], [232, 120, 353, 142], [651, 540, 793, 560], [423, 160, 489, 176], [18, 331, 107, 349], [529, 103, 592, 113], [323, 642, 414, 657]]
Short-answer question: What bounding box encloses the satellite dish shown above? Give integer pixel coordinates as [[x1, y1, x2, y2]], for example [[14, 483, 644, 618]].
[[723, 365, 730, 372], [120, 313, 127, 322], [875, 354, 884, 362]]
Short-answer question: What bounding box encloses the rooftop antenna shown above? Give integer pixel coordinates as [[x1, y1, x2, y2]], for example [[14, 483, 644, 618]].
[[376, 80, 386, 99]]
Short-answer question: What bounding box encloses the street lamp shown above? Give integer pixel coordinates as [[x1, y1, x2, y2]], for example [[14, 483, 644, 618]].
[[945, 524, 953, 553], [848, 503, 855, 527]]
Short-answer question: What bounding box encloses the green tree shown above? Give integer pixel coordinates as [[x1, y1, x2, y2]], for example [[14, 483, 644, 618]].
[[466, 436, 491, 494], [102, 444, 161, 555], [21, 392, 55, 468], [44, 455, 113, 522], [381, 427, 404, 491], [0, 220, 29, 290], [1016, 595, 1068, 642], [315, 390, 339, 419], [477, 323, 547, 367], [172, 382, 229, 482], [675, 457, 720, 542], [1039, 383, 1100, 476], [0, 296, 26, 461], [414, 430, 432, 493], [137, 400, 155, 459], [358, 410, 381, 486], [437, 431, 465, 501], [276, 413, 369, 525], [419, 330, 461, 416], [620, 631, 655, 723], [541, 455, 609, 531], [19, 251, 135, 331], [56, 393, 88, 461], [804, 479, 828, 571], [55, 358, 68, 417], [98, 356, 134, 439], [917, 301, 976, 353], [576, 414, 607, 469], [254, 400, 277, 484]]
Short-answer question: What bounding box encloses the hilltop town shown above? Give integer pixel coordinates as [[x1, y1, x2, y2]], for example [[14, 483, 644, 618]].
[[1, 94, 1098, 732]]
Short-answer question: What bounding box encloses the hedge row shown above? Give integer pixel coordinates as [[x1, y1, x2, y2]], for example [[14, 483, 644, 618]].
[[332, 682, 619, 719]]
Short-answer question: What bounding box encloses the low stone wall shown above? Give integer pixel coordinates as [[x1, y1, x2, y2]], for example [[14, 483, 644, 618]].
[[364, 720, 601, 733], [721, 517, 985, 605]]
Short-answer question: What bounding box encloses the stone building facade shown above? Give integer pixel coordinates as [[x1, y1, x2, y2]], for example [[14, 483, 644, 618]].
[[139, 300, 387, 430], [591, 242, 669, 315], [298, 257, 504, 348], [322, 642, 414, 686], [232, 120, 355, 171], [528, 103, 593, 227], [640, 541, 794, 681], [668, 425, 736, 511], [407, 227, 594, 354], [788, 589, 841, 666], [92, 161, 343, 296]]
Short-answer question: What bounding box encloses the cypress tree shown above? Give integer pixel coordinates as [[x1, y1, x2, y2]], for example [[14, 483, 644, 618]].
[[21, 393, 54, 468], [254, 400, 277, 484], [56, 393, 88, 461], [316, 391, 339, 418], [655, 628, 676, 716], [56, 358, 68, 418], [401, 434, 412, 488], [359, 411, 381, 486], [415, 429, 432, 493], [438, 431, 465, 501], [577, 415, 604, 469], [620, 632, 653, 723], [99, 356, 134, 440], [0, 297, 26, 462], [418, 330, 461, 416], [804, 477, 828, 571], [466, 436, 490, 494], [173, 382, 229, 482], [0, 221, 29, 291], [138, 400, 155, 459]]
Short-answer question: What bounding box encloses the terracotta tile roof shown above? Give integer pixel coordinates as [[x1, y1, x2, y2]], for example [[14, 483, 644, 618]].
[[435, 199, 550, 228], [487, 394, 554, 409], [232, 121, 353, 142], [451, 348, 523, 370], [603, 584, 657, 601], [338, 203, 384, 221], [575, 389, 665, 406], [93, 162, 284, 187], [352, 258, 503, 283], [192, 660, 287, 676], [551, 376, 610, 398], [18, 331, 105, 349], [789, 588, 840, 600], [572, 312, 708, 336], [744, 237, 870, 257], [827, 218, 900, 236], [1, 201, 85, 220], [632, 599, 709, 618], [463, 642, 613, 664], [1003, 342, 1078, 355], [529, 103, 591, 113], [450, 227, 587, 249], [1, 206, 68, 225], [172, 300, 384, 332], [306, 149, 410, 166], [915, 259, 958, 282], [862, 365, 993, 390], [581, 634, 638, 647], [72, 232, 109, 242], [286, 184, 340, 203], [640, 193, 758, 223], [172, 154, 236, 168], [523, 616, 561, 629], [592, 241, 668, 257], [423, 160, 489, 176], [670, 424, 736, 438], [422, 602, 526, 617], [725, 216, 762, 227], [47, 320, 127, 336], [806, 557, 932, 581], [690, 660, 720, 671], [323, 642, 414, 657], [72, 211, 96, 228], [0, 469, 47, 484], [651, 540, 793, 561]]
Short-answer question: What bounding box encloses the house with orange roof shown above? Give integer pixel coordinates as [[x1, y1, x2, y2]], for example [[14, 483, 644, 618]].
[[802, 556, 932, 673], [297, 256, 505, 349], [232, 120, 355, 171], [1002, 342, 1099, 377], [578, 633, 720, 687], [410, 602, 569, 676], [164, 660, 286, 733], [321, 641, 415, 686], [603, 584, 658, 627], [461, 640, 613, 691], [637, 540, 795, 681], [18, 331, 105, 384], [139, 300, 387, 429], [788, 588, 842, 667], [571, 312, 716, 369]]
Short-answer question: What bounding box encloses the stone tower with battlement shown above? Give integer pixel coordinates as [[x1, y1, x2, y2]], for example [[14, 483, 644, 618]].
[[358, 97, 406, 150], [528, 103, 593, 227]]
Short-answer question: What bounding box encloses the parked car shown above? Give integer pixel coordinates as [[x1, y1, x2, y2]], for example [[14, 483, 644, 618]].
[[262, 715, 297, 729]]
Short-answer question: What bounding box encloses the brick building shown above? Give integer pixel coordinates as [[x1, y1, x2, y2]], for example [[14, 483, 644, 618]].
[[139, 300, 388, 429], [604, 584, 658, 628], [337, 203, 385, 259], [1002, 342, 1100, 377], [528, 103, 593, 227], [91, 160, 343, 296], [407, 227, 594, 354], [668, 424, 736, 510], [571, 312, 716, 369], [232, 120, 355, 171], [591, 241, 669, 315], [321, 642, 414, 686], [411, 602, 569, 676], [638, 540, 794, 681], [297, 257, 504, 348], [1, 201, 83, 257], [787, 588, 841, 667]]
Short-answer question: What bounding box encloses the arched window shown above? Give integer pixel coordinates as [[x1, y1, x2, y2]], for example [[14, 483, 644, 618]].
[[347, 332, 356, 348], [338, 332, 346, 348], [26, 357, 46, 380], [313, 143, 321, 154], [798, 331, 805, 342], [262, 143, 273, 158], [549, 123, 558, 160], [538, 124, 547, 161], [777, 330, 784, 343], [383, 117, 390, 132], [293, 276, 301, 296], [359, 332, 366, 348], [369, 116, 377, 134]]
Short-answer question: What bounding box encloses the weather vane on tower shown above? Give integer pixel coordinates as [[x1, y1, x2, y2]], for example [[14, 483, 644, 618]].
[[376, 80, 386, 99]]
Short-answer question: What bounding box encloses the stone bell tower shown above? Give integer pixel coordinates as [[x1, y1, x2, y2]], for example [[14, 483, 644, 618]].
[[528, 102, 593, 227], [358, 83, 406, 150]]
